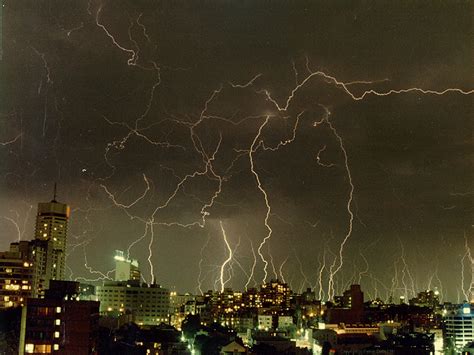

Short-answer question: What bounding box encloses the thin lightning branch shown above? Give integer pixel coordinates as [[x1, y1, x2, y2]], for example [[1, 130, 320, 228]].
[[278, 256, 288, 283], [0, 134, 22, 146], [66, 22, 84, 37], [293, 248, 310, 293], [95, 4, 137, 65], [357, 250, 369, 284], [136, 13, 151, 42], [260, 111, 304, 152], [1, 216, 21, 241], [31, 47, 53, 84], [245, 240, 258, 290], [228, 74, 262, 88], [197, 233, 212, 295], [316, 145, 336, 168], [101, 174, 150, 209], [461, 233, 474, 302], [81, 244, 114, 282], [267, 245, 278, 280]]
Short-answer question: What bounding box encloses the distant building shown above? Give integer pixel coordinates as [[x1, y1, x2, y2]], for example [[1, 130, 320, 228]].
[[410, 289, 440, 308], [18, 280, 99, 355], [113, 250, 140, 281], [96, 280, 170, 325], [278, 315, 294, 330], [258, 315, 273, 330]]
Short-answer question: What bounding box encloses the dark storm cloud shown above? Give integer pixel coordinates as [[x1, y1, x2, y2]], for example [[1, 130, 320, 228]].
[[0, 0, 472, 301]]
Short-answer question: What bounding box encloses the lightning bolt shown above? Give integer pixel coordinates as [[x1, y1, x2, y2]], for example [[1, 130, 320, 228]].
[[248, 115, 273, 283], [218, 221, 233, 293], [460, 232, 474, 302], [313, 106, 355, 299], [244, 240, 258, 290], [260, 65, 473, 112]]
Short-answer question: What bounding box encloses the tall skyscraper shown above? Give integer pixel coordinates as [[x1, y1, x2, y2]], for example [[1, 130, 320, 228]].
[[34, 188, 70, 283]]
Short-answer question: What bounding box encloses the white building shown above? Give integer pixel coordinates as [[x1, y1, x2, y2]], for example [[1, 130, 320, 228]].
[[113, 250, 140, 281], [444, 304, 474, 352]]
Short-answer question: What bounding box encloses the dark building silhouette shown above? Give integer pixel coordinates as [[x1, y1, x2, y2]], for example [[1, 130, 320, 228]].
[[327, 284, 364, 324], [19, 281, 99, 354]]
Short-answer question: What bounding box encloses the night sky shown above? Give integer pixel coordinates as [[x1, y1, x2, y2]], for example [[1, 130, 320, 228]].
[[0, 0, 472, 302]]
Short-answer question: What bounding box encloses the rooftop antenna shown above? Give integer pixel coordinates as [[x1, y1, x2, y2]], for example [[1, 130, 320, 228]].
[[52, 182, 57, 202]]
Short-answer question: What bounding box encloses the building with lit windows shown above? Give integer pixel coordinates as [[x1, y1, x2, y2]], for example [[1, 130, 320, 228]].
[[34, 197, 70, 284], [444, 304, 474, 352], [96, 280, 170, 325], [0, 241, 35, 308], [18, 281, 99, 355], [259, 279, 291, 310]]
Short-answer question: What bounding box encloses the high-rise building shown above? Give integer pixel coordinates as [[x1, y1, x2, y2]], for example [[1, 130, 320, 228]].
[[34, 193, 70, 283], [444, 304, 474, 352], [0, 190, 71, 306]]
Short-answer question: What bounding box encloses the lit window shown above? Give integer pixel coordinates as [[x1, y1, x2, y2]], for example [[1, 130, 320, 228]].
[[56, 307, 61, 313], [53, 344, 59, 350], [54, 331, 60, 338], [55, 319, 60, 325], [43, 233, 48, 237], [25, 344, 34, 353]]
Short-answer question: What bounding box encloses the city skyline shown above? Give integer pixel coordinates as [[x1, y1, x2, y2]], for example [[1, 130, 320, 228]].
[[0, 1, 473, 302]]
